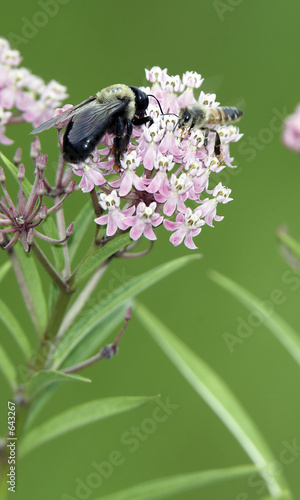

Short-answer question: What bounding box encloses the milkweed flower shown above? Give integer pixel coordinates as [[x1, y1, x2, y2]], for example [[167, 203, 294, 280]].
[[5, 57, 242, 250], [0, 37, 67, 144], [0, 152, 74, 252], [94, 191, 135, 237], [125, 202, 163, 241], [163, 208, 205, 250], [65, 66, 242, 248], [282, 105, 300, 153]]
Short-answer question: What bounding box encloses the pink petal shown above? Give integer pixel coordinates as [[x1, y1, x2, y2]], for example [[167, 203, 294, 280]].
[[144, 224, 157, 240], [94, 214, 108, 225], [119, 174, 133, 196], [169, 228, 186, 246], [130, 221, 144, 240]]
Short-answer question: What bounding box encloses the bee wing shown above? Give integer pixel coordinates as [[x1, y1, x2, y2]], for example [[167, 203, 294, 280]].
[[30, 96, 97, 134], [67, 99, 128, 143]]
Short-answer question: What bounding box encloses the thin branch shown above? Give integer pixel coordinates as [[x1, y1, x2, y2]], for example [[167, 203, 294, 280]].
[[31, 242, 68, 292], [61, 306, 131, 374], [61, 344, 117, 374], [54, 195, 70, 278]]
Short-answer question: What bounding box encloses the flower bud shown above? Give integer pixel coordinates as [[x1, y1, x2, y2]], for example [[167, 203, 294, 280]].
[[0, 167, 5, 182], [66, 222, 74, 237], [39, 205, 47, 220], [27, 228, 34, 245], [13, 148, 22, 165], [30, 136, 41, 159], [18, 163, 25, 181], [66, 179, 76, 195], [36, 153, 47, 171]]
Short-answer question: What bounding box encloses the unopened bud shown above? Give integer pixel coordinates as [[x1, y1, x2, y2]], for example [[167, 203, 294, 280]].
[[66, 179, 76, 195], [36, 180, 45, 196], [13, 148, 22, 165], [0, 232, 5, 245], [30, 136, 41, 159], [18, 163, 25, 181], [39, 205, 47, 220], [27, 229, 34, 245], [66, 222, 74, 237], [36, 153, 47, 171], [0, 167, 5, 182]]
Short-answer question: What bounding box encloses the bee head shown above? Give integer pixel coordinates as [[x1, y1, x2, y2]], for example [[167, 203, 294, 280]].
[[178, 108, 192, 128], [129, 86, 149, 118]]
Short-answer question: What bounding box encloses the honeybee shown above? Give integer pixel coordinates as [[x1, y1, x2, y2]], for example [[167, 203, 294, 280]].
[[31, 84, 162, 168], [177, 105, 243, 157]]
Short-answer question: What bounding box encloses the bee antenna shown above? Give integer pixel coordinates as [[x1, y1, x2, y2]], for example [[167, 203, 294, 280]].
[[173, 121, 179, 133], [147, 94, 164, 115], [162, 113, 178, 118]]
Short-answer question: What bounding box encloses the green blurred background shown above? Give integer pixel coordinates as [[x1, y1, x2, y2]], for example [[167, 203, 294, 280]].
[[1, 0, 300, 498]]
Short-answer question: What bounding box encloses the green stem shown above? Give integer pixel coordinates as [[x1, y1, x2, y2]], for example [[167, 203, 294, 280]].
[[33, 289, 73, 370], [0, 460, 9, 500], [31, 243, 68, 292], [54, 195, 71, 278]]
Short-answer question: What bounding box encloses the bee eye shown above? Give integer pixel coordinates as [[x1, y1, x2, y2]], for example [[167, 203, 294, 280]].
[[184, 113, 190, 123]]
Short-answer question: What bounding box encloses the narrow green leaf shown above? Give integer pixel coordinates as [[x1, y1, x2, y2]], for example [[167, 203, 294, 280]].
[[14, 243, 48, 334], [0, 298, 31, 357], [135, 303, 288, 498], [0, 261, 12, 282], [0, 150, 32, 197], [0, 344, 17, 390], [100, 465, 257, 500], [261, 495, 292, 500], [47, 281, 58, 317], [210, 270, 300, 366], [53, 255, 200, 369], [69, 200, 93, 264], [73, 232, 132, 288], [61, 302, 130, 369], [19, 396, 156, 458], [26, 370, 91, 400], [277, 229, 300, 261], [23, 384, 58, 433]]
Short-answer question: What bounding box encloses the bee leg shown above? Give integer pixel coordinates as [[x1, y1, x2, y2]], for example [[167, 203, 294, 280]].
[[203, 128, 210, 148], [132, 116, 153, 127], [204, 128, 221, 158], [124, 120, 133, 150], [212, 130, 221, 157], [113, 117, 127, 169]]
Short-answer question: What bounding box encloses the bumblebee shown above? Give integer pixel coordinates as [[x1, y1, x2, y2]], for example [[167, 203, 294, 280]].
[[177, 105, 243, 157], [31, 84, 161, 167]]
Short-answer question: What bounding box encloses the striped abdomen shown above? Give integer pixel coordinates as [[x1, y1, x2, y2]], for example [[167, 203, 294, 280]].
[[208, 107, 243, 125]]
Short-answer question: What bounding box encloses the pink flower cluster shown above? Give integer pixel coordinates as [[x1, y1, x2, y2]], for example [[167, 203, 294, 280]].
[[0, 37, 67, 144], [282, 105, 300, 153], [73, 67, 242, 249]]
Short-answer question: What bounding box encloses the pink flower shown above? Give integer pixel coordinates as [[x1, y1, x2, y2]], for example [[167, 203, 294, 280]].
[[145, 66, 168, 85], [137, 122, 165, 170], [156, 173, 193, 216], [125, 202, 163, 241], [282, 105, 300, 153], [117, 151, 147, 196], [73, 157, 107, 193], [95, 191, 135, 236], [200, 183, 233, 226], [197, 91, 220, 108], [1, 44, 243, 250], [164, 209, 205, 249], [159, 115, 183, 157], [147, 153, 174, 194]]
